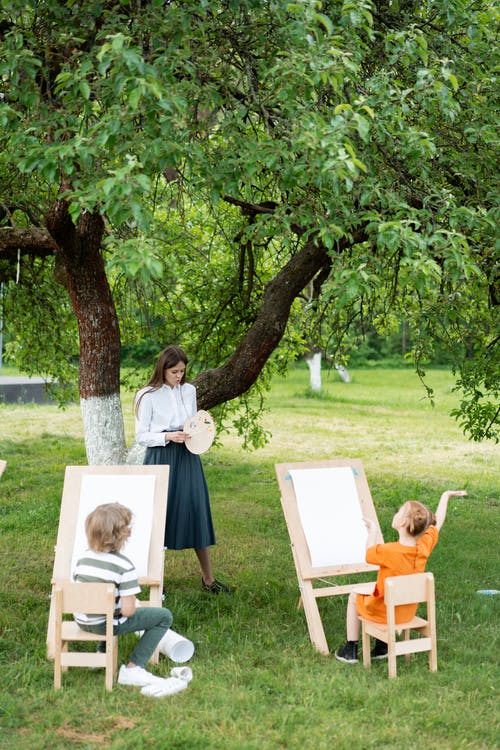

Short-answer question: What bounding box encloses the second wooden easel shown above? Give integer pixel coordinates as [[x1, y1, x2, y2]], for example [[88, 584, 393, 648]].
[[275, 459, 383, 655]]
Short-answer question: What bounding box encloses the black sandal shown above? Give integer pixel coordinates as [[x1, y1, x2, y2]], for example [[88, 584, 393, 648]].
[[201, 577, 233, 594]]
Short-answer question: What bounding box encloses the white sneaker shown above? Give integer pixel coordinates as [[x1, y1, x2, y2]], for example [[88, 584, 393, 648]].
[[118, 664, 163, 687]]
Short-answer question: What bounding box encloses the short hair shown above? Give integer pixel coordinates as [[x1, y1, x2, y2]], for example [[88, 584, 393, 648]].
[[85, 503, 132, 553], [405, 501, 436, 538]]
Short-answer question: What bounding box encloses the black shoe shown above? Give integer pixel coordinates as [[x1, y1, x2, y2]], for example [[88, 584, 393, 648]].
[[201, 577, 233, 594], [370, 639, 388, 660], [334, 641, 358, 663]]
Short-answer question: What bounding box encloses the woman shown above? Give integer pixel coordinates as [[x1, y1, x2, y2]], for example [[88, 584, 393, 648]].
[[135, 345, 231, 594]]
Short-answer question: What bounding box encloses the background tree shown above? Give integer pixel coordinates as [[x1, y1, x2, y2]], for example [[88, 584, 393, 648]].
[[0, 0, 498, 463]]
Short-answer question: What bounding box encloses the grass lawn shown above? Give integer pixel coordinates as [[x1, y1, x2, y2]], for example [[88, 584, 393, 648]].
[[0, 366, 498, 749]]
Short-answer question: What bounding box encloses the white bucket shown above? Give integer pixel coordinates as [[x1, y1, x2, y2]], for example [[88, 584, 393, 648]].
[[158, 629, 195, 663]]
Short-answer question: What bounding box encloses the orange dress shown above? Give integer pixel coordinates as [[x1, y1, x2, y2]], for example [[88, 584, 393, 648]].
[[356, 525, 439, 624]]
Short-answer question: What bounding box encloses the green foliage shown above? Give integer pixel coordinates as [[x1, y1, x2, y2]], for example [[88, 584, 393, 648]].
[[0, 0, 498, 442], [450, 340, 500, 443], [2, 261, 79, 401]]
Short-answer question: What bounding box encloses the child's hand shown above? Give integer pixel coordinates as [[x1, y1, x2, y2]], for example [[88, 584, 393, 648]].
[[436, 490, 466, 530], [363, 517, 375, 530]]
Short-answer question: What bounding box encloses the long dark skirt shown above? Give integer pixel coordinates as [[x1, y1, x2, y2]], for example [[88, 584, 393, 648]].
[[144, 442, 216, 550]]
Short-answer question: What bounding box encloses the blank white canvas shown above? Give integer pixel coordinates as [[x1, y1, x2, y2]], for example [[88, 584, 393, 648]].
[[71, 474, 156, 578], [289, 467, 367, 567]]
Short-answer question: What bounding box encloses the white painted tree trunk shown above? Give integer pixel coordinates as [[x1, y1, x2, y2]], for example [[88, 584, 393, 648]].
[[305, 351, 322, 392], [335, 363, 351, 383], [126, 442, 146, 465], [80, 393, 127, 465]]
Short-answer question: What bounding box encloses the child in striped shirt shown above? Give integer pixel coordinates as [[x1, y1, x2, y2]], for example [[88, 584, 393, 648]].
[[74, 502, 173, 688]]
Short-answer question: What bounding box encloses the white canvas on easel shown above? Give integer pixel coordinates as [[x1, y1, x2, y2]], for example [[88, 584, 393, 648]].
[[47, 465, 170, 661], [275, 459, 383, 655], [71, 474, 157, 578], [290, 466, 367, 567]]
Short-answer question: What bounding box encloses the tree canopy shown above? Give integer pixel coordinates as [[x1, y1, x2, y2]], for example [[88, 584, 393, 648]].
[[0, 0, 498, 456]]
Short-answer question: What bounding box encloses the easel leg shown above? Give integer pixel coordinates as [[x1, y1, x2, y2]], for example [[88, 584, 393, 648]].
[[148, 584, 162, 664], [300, 581, 329, 655]]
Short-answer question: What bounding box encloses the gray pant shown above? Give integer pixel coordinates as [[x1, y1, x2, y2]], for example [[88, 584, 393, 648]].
[[79, 606, 173, 668]]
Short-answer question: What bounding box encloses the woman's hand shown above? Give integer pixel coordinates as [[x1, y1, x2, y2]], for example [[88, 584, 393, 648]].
[[168, 430, 190, 443]]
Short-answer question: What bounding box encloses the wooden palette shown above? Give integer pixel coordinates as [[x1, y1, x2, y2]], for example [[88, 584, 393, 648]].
[[184, 410, 216, 454]]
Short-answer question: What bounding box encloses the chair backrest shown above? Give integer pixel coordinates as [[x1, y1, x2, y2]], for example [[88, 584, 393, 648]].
[[54, 582, 117, 691], [385, 572, 434, 609], [361, 572, 437, 677], [56, 582, 116, 617]]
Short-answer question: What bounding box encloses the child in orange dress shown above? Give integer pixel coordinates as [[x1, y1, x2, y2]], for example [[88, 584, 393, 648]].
[[335, 489, 467, 663]]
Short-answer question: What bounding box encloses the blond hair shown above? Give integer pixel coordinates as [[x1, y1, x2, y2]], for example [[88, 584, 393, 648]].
[[404, 501, 436, 538], [85, 503, 132, 553]]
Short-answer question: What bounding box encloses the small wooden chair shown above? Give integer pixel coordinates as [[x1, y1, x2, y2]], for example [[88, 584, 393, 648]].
[[360, 572, 437, 678], [53, 582, 118, 691]]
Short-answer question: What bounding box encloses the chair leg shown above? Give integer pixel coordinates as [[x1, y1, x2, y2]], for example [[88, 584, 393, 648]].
[[403, 628, 411, 663], [361, 625, 371, 669], [61, 641, 69, 672], [105, 664, 113, 691], [54, 658, 62, 690], [113, 638, 118, 680], [103, 636, 118, 690], [387, 640, 397, 678], [104, 642, 112, 691], [429, 637, 438, 672]]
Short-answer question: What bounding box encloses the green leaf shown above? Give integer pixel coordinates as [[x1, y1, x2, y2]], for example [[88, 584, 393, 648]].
[[79, 80, 91, 100]]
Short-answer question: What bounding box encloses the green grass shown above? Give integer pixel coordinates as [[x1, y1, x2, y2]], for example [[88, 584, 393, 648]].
[[0, 367, 499, 749]]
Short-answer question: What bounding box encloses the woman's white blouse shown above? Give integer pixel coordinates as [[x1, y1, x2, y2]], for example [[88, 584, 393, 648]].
[[135, 383, 197, 447]]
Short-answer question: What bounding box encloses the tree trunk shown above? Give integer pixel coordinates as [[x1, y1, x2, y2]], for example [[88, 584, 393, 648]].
[[305, 350, 322, 392], [45, 200, 126, 465]]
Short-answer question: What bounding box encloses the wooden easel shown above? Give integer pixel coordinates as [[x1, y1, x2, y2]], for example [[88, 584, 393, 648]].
[[47, 465, 170, 662], [0, 460, 6, 478], [275, 459, 383, 655]]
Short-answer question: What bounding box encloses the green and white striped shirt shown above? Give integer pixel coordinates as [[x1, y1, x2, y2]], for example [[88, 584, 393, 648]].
[[73, 549, 141, 626]]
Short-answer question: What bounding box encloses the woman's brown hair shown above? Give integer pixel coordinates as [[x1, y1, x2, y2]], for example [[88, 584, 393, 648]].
[[135, 345, 188, 414]]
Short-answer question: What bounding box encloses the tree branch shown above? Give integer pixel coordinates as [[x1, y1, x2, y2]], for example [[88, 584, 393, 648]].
[[0, 227, 57, 280], [194, 227, 368, 408]]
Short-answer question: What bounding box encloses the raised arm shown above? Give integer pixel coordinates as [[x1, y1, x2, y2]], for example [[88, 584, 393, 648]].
[[435, 490, 467, 531]]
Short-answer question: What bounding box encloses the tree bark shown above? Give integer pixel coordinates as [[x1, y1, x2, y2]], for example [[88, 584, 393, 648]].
[[45, 199, 126, 464]]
